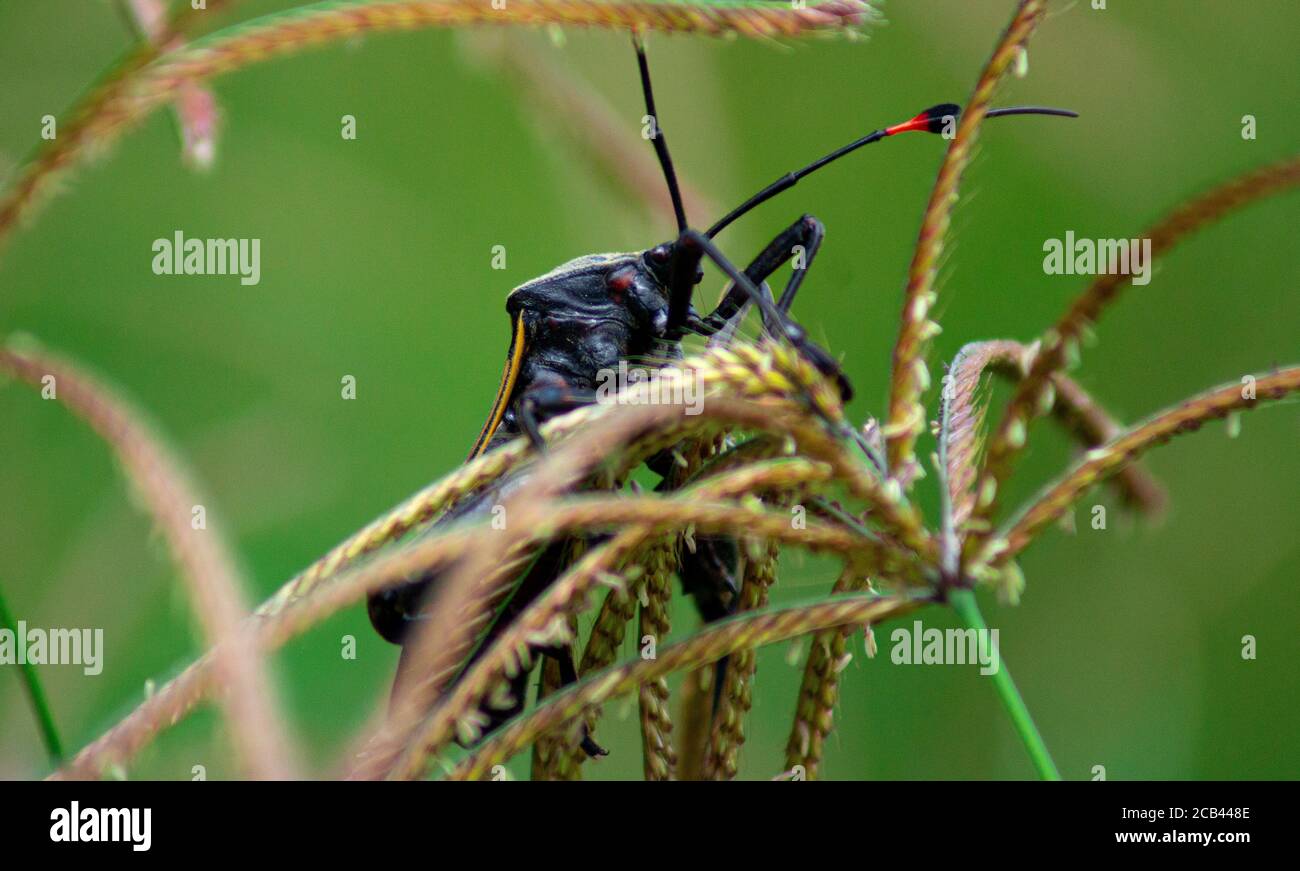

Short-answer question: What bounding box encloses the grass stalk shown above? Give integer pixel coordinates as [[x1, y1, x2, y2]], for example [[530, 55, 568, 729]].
[[0, 585, 64, 767], [948, 589, 1059, 781]]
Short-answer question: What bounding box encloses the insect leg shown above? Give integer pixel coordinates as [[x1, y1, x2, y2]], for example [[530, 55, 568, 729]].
[[541, 644, 609, 758], [516, 381, 597, 451], [678, 230, 852, 401], [695, 214, 825, 337], [675, 532, 737, 715]]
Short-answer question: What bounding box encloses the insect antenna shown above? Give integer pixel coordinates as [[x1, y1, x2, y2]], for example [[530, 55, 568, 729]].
[[705, 103, 1078, 239], [633, 35, 688, 234]]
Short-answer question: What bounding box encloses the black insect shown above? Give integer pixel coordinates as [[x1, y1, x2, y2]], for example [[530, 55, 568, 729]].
[[367, 37, 1075, 758]]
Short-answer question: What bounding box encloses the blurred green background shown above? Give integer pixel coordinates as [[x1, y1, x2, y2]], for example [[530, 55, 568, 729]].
[[1, 0, 1296, 780]]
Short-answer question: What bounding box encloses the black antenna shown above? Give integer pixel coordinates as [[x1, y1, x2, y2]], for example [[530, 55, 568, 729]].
[[706, 103, 1077, 239], [634, 35, 688, 234]]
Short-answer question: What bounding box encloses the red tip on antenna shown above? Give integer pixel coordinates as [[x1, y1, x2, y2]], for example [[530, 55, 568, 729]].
[[885, 103, 960, 136]]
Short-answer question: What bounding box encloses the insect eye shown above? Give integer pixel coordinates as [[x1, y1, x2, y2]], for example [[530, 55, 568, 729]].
[[649, 245, 671, 263]]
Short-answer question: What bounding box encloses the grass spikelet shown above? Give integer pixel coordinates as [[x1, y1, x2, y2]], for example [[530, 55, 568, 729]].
[[121, 0, 223, 169], [446, 592, 920, 779], [1, 341, 297, 780], [940, 340, 1164, 529], [0, 0, 870, 254], [883, 0, 1047, 484], [702, 539, 778, 779], [550, 549, 645, 778], [988, 366, 1300, 564], [782, 561, 871, 779], [530, 615, 581, 780], [637, 537, 679, 780], [379, 467, 880, 780], [52, 387, 884, 779], [967, 155, 1300, 548]]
